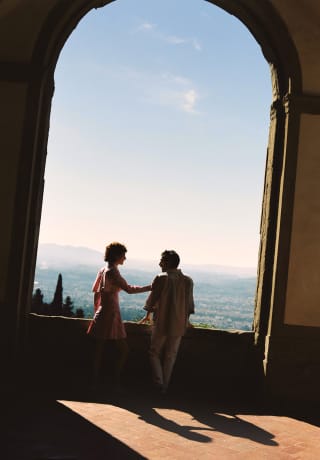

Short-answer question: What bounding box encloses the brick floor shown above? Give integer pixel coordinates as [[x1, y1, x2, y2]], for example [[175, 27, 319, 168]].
[[2, 386, 320, 459]]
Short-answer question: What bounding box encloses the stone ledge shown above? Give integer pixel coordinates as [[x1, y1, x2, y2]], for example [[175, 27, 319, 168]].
[[26, 314, 261, 395]]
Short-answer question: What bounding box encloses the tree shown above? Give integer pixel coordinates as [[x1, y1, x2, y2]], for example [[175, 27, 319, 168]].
[[35, 273, 84, 318], [31, 288, 44, 314], [51, 273, 63, 315], [62, 295, 74, 317], [75, 308, 85, 318]]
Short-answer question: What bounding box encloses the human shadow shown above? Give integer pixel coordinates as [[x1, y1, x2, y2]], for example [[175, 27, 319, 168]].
[[89, 389, 278, 447], [135, 405, 213, 443], [189, 408, 278, 446]]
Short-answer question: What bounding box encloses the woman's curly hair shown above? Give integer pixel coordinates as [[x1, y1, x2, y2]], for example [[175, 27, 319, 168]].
[[104, 242, 127, 264]]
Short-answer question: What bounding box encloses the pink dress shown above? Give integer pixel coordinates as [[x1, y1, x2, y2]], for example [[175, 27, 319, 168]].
[[87, 265, 149, 340]]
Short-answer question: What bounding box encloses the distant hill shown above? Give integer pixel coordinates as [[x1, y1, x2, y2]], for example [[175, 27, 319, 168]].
[[37, 243, 103, 268], [36, 243, 256, 278], [34, 243, 257, 330]]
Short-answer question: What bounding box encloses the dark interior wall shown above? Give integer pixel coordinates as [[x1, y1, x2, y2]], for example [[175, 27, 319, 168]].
[[2, 0, 320, 403]]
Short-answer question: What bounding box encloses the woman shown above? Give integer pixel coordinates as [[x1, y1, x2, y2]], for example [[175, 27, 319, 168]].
[[87, 242, 151, 388]]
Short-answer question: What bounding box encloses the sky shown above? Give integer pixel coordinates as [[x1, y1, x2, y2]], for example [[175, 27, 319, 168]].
[[39, 0, 271, 268]]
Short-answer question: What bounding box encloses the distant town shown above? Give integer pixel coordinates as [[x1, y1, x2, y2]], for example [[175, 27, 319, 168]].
[[32, 244, 256, 331]]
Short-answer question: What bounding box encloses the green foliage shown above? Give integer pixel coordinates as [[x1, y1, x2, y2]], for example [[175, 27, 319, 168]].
[[191, 322, 216, 329]]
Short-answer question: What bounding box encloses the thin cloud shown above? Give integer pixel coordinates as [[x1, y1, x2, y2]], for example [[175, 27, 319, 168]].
[[164, 34, 202, 51], [135, 21, 201, 51], [182, 89, 199, 114], [157, 73, 200, 113], [161, 75, 200, 113], [137, 22, 156, 31], [99, 63, 202, 115], [165, 35, 187, 45]]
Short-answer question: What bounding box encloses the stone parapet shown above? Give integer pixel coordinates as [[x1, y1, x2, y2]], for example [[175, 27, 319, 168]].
[[27, 314, 260, 397]]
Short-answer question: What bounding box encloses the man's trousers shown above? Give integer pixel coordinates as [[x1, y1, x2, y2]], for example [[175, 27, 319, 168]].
[[149, 328, 182, 390]]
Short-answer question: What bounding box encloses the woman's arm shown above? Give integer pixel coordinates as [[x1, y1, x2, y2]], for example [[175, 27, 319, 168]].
[[93, 292, 101, 313], [92, 268, 104, 292], [111, 268, 151, 294], [92, 268, 104, 313], [125, 283, 152, 294]]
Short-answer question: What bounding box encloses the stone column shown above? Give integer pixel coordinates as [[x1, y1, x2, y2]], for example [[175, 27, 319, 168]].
[[263, 94, 320, 401], [0, 59, 53, 380]]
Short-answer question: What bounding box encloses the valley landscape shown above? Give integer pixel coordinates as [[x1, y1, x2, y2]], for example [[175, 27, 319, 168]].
[[34, 244, 257, 331]]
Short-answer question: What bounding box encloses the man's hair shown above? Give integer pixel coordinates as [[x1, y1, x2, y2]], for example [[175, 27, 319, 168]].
[[161, 250, 180, 268], [104, 242, 127, 263]]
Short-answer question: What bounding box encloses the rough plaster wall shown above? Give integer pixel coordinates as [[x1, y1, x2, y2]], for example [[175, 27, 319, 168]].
[[0, 82, 28, 301], [0, 0, 57, 61], [285, 114, 320, 326], [0, 0, 59, 301], [271, 0, 320, 93]]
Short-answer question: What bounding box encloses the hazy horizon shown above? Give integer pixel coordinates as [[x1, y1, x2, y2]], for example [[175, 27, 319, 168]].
[[37, 242, 257, 276], [33, 250, 256, 330]]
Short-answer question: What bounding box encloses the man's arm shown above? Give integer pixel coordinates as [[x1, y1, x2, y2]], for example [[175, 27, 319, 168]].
[[143, 274, 165, 312], [188, 279, 195, 315], [187, 278, 195, 327], [139, 275, 166, 324]]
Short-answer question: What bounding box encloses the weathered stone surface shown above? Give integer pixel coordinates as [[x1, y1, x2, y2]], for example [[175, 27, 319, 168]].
[[27, 314, 260, 396]]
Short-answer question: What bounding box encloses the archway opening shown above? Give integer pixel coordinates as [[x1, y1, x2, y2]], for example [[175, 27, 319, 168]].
[[33, 0, 271, 331]]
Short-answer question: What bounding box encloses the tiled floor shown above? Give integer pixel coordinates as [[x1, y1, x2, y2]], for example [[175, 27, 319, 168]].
[[2, 386, 320, 459]]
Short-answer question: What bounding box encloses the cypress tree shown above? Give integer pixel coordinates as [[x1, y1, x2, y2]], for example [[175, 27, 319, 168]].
[[51, 273, 63, 315]]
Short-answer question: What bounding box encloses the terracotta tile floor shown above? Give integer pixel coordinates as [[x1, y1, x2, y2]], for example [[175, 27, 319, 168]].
[[2, 387, 320, 459]]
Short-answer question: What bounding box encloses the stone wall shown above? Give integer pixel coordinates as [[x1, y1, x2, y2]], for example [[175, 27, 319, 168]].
[[27, 314, 261, 397]]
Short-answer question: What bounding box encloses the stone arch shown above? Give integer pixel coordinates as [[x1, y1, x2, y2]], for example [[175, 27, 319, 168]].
[[12, 0, 301, 350]]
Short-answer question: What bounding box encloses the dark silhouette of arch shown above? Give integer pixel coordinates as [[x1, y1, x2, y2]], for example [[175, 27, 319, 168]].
[[9, 0, 302, 357]]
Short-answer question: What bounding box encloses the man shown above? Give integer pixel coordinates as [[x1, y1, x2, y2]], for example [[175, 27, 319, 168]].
[[141, 250, 195, 393]]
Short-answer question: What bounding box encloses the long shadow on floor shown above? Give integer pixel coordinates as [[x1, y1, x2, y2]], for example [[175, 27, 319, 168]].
[[5, 385, 319, 459], [69, 385, 279, 447], [77, 383, 320, 446]]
